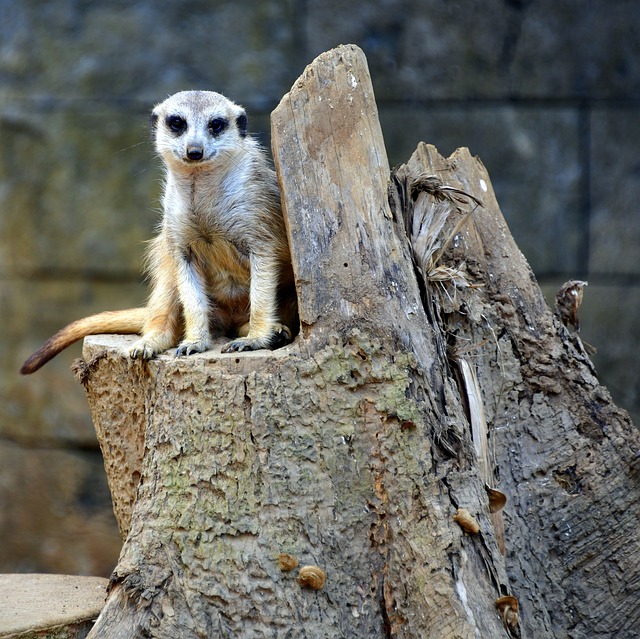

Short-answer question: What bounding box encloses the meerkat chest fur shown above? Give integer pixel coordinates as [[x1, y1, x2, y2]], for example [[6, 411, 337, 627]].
[[163, 159, 256, 251]]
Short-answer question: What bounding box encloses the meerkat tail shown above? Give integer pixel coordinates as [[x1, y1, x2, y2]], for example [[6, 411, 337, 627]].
[[20, 308, 148, 375]]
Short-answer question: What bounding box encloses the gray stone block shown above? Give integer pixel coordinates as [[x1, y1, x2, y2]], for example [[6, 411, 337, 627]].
[[0, 0, 301, 105], [0, 574, 107, 639], [511, 0, 640, 99], [306, 0, 511, 100], [0, 442, 120, 576], [307, 0, 640, 101], [0, 107, 160, 275], [581, 285, 640, 426]]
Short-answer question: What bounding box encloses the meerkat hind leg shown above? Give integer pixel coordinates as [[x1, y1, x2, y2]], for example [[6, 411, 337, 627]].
[[222, 254, 293, 353], [130, 251, 183, 359], [221, 323, 292, 353]]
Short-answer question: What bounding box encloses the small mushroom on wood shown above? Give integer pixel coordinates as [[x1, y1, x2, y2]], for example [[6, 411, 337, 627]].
[[495, 595, 519, 630], [453, 508, 480, 534], [486, 486, 507, 513], [278, 553, 299, 572], [297, 565, 327, 590]]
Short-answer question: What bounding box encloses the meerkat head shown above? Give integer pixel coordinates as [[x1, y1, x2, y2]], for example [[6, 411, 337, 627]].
[[151, 91, 249, 168]]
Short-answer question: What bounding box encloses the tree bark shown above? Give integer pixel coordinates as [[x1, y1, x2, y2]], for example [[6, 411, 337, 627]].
[[79, 44, 640, 638], [389, 142, 640, 637]]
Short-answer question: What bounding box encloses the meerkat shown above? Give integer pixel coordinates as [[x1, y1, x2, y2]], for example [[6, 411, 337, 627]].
[[20, 90, 297, 375]]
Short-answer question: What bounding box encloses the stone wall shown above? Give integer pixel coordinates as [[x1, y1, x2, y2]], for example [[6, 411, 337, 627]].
[[1, 0, 638, 576]]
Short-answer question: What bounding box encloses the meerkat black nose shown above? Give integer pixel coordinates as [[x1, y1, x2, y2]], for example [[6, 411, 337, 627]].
[[186, 146, 204, 161]]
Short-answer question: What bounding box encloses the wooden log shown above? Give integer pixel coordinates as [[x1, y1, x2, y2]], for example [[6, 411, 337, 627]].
[[391, 142, 640, 637], [76, 44, 640, 638], [73, 335, 146, 539]]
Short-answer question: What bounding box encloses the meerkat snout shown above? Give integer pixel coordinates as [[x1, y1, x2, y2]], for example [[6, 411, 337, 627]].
[[186, 146, 204, 161]]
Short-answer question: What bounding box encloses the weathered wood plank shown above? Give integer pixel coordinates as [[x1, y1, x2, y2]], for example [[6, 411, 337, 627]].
[[271, 44, 426, 351]]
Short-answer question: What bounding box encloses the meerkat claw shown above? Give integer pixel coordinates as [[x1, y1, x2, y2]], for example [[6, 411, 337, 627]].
[[175, 340, 210, 357], [270, 325, 293, 348], [221, 339, 256, 353], [221, 325, 292, 354], [129, 341, 157, 360]]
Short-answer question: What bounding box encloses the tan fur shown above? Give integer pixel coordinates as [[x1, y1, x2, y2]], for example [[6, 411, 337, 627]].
[[20, 308, 148, 374], [20, 91, 297, 375]]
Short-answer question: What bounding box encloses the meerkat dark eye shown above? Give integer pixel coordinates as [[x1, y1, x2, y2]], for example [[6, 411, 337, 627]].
[[208, 118, 227, 136], [166, 115, 186, 134]]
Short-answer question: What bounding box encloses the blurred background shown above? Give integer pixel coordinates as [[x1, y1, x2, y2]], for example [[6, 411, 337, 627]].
[[1, 0, 638, 577]]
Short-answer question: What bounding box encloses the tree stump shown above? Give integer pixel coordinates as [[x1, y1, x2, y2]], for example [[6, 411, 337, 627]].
[[78, 45, 640, 638]]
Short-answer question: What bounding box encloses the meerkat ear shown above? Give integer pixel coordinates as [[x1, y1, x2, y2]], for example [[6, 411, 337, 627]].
[[236, 111, 248, 138], [150, 111, 159, 133]]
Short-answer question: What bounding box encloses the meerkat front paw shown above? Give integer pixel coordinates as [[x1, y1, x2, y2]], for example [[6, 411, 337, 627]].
[[130, 333, 177, 360], [129, 339, 161, 360], [175, 339, 211, 357], [221, 324, 292, 353]]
